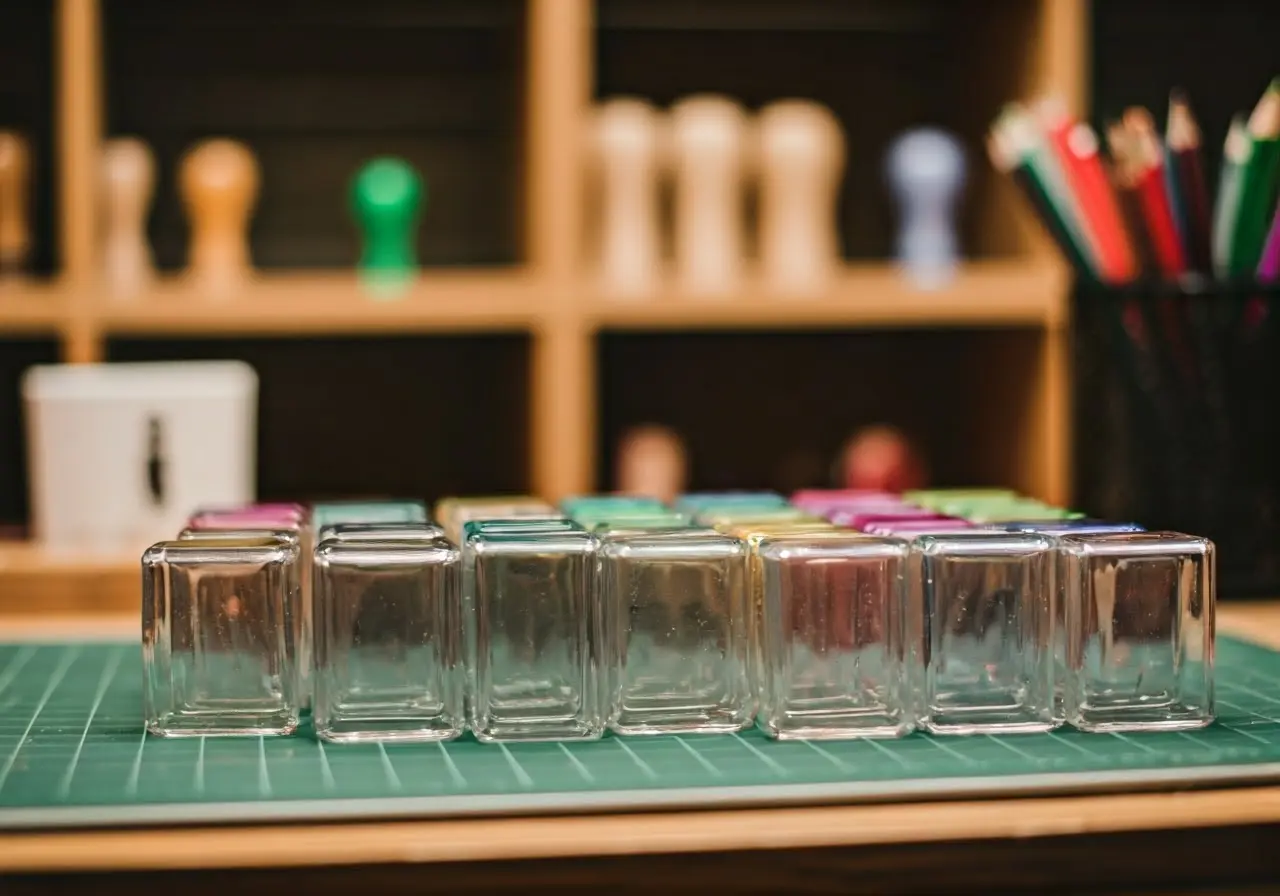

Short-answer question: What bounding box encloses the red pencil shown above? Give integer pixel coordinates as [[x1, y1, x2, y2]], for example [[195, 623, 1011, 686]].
[[1166, 91, 1213, 274], [1039, 99, 1138, 283], [1126, 108, 1187, 279], [1106, 120, 1157, 277]]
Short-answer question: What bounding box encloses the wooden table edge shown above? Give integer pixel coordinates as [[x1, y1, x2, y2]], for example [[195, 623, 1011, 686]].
[[1, 603, 1276, 874]]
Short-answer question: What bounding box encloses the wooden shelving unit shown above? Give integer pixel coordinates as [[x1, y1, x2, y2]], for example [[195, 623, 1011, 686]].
[[0, 0, 1088, 596]]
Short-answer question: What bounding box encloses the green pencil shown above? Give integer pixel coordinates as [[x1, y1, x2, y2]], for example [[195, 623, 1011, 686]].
[[988, 123, 1093, 278], [1213, 115, 1249, 279], [997, 105, 1099, 279], [1227, 79, 1280, 276]]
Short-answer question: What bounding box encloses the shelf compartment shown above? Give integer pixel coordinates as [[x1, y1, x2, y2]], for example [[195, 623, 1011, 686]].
[[106, 333, 531, 506], [598, 328, 1044, 496], [102, 0, 525, 270], [0, 0, 56, 276], [595, 0, 1048, 262], [0, 337, 60, 526]]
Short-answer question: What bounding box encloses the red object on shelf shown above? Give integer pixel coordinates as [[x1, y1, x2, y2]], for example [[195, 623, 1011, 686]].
[[837, 425, 927, 494]]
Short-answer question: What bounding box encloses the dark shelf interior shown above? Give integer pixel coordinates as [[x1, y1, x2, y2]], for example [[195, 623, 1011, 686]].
[[106, 335, 530, 505], [0, 339, 61, 527], [595, 0, 1035, 262], [597, 328, 1041, 496], [0, 0, 56, 277], [102, 0, 524, 272]]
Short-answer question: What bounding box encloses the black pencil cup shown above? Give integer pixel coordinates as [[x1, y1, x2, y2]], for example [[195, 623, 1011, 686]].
[[1072, 280, 1280, 598]]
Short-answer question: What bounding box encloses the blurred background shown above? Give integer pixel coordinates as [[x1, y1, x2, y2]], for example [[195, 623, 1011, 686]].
[[2, 0, 1279, 612]]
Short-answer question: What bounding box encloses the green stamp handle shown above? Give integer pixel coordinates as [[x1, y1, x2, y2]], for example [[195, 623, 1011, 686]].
[[351, 157, 424, 297]]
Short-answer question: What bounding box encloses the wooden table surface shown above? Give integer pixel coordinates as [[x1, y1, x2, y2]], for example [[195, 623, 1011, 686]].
[[2, 604, 1279, 893]]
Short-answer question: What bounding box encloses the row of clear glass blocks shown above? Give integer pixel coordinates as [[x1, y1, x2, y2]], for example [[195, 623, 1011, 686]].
[[141, 491, 1215, 742]]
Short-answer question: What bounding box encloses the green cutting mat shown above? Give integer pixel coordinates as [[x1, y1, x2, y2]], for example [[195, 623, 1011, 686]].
[[2, 637, 1279, 829]]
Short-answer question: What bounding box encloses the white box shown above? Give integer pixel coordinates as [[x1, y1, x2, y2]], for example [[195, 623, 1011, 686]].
[[23, 360, 258, 551]]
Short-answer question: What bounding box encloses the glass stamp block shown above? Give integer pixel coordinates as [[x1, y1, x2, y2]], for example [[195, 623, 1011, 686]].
[[601, 529, 751, 734], [759, 534, 912, 740], [828, 508, 946, 530], [463, 518, 578, 539], [312, 538, 464, 743], [446, 505, 560, 543], [465, 528, 603, 741], [1061, 532, 1215, 732], [1005, 521, 1145, 535], [435, 495, 554, 543], [182, 520, 314, 707], [694, 506, 819, 528], [142, 535, 301, 737], [675, 491, 787, 512], [561, 495, 667, 517], [914, 532, 1058, 734], [578, 511, 692, 533], [189, 503, 308, 530], [311, 500, 428, 529], [727, 522, 839, 710], [317, 521, 447, 542], [179, 527, 301, 546]]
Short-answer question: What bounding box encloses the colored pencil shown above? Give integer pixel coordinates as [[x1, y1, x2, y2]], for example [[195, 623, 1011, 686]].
[[1106, 121, 1156, 277], [1166, 90, 1214, 274], [1125, 107, 1186, 279], [1212, 116, 1249, 279], [1227, 79, 1280, 276], [1259, 202, 1280, 282], [1039, 98, 1138, 283], [989, 109, 1095, 277]]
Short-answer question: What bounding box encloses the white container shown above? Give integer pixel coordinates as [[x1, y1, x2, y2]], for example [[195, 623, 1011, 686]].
[[23, 360, 257, 551]]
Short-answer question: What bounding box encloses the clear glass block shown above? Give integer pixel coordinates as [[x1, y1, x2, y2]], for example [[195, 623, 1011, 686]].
[[312, 537, 464, 743], [601, 529, 751, 734], [179, 522, 313, 708], [758, 534, 912, 739], [310, 500, 428, 530], [727, 522, 839, 716], [1061, 532, 1215, 732], [694, 506, 819, 528], [179, 527, 301, 545], [561, 495, 667, 517], [462, 518, 577, 539], [1005, 521, 1145, 535], [675, 491, 787, 512], [317, 521, 447, 542], [444, 503, 560, 543], [142, 535, 301, 737], [188, 504, 308, 530], [436, 493, 549, 520], [581, 511, 692, 533], [465, 528, 603, 741], [914, 532, 1058, 734]]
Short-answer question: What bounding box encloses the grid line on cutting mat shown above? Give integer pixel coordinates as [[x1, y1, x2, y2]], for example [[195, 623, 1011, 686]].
[[1, 637, 1280, 829]]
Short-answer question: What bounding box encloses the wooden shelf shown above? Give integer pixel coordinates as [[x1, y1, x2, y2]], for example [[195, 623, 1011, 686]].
[[0, 262, 1070, 340], [0, 263, 1069, 336], [582, 261, 1068, 331], [0, 281, 70, 334], [94, 269, 540, 335], [0, 541, 137, 616]]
